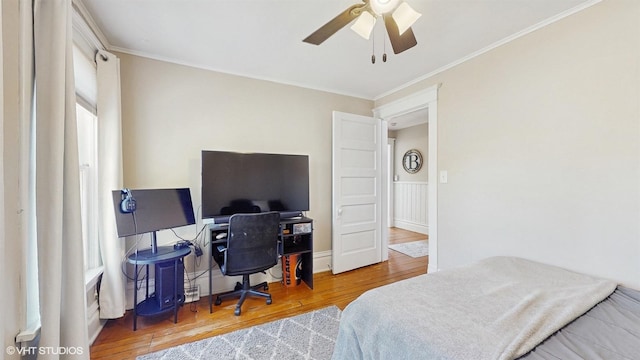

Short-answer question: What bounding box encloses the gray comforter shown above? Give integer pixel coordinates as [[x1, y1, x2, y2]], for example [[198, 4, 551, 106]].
[[521, 285, 640, 359], [331, 256, 617, 360]]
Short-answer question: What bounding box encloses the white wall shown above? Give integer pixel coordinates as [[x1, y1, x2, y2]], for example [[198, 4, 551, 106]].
[[117, 53, 373, 275], [377, 0, 640, 288]]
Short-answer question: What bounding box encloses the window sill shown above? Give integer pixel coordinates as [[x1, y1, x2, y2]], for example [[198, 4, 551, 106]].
[[85, 266, 104, 289], [16, 322, 41, 344]]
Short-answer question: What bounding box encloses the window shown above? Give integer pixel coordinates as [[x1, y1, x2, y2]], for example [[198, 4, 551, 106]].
[[76, 103, 101, 273], [73, 44, 102, 279]]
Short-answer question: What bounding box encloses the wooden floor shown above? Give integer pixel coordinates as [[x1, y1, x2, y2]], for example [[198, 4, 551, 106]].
[[90, 228, 428, 359]]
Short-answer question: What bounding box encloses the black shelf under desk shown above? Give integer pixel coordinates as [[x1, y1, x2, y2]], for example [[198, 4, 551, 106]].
[[208, 216, 313, 313]]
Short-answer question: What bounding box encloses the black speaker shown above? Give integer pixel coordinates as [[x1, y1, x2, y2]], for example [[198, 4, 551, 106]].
[[154, 260, 185, 309]]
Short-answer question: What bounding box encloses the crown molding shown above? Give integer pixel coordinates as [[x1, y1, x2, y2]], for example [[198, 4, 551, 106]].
[[72, 0, 110, 54], [374, 0, 603, 100]]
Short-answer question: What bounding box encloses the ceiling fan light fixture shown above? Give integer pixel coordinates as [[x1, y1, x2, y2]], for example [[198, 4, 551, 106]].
[[350, 10, 377, 39], [370, 0, 401, 16], [392, 2, 422, 35], [303, 0, 419, 56]]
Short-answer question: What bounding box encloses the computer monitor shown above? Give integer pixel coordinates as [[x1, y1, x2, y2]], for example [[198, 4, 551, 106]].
[[112, 188, 195, 253]]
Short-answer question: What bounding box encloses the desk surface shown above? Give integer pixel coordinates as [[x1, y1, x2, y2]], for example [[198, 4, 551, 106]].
[[208, 216, 312, 230], [127, 246, 191, 265]]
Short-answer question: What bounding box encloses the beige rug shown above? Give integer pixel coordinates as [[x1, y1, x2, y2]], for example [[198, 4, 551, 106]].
[[388, 239, 429, 258]]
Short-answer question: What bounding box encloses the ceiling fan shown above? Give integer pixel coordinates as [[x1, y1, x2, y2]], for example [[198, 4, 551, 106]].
[[303, 0, 421, 55]]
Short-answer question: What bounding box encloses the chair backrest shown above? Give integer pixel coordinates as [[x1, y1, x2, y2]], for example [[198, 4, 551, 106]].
[[223, 211, 280, 276]]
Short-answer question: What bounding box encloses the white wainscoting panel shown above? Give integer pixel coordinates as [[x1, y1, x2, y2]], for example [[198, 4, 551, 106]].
[[86, 276, 106, 344], [393, 181, 428, 234]]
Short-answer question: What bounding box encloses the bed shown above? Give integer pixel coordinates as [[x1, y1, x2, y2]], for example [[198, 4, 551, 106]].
[[332, 256, 640, 360]]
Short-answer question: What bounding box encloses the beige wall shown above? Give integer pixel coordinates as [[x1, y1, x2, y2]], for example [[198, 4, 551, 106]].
[[391, 123, 428, 182], [117, 53, 373, 260], [378, 0, 640, 288]]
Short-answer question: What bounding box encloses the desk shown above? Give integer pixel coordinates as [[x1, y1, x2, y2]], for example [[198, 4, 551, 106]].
[[127, 246, 191, 330], [208, 217, 314, 313]]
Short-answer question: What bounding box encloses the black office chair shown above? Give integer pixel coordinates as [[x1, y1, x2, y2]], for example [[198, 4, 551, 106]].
[[214, 211, 280, 316]]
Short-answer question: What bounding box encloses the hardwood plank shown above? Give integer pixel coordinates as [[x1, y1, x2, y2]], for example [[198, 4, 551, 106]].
[[90, 228, 427, 359]]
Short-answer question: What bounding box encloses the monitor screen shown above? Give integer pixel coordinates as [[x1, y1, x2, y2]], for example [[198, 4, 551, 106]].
[[201, 151, 310, 220], [112, 188, 196, 238]]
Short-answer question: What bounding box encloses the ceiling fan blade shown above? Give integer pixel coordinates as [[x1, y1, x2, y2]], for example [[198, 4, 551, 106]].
[[383, 13, 417, 54], [303, 4, 364, 45]]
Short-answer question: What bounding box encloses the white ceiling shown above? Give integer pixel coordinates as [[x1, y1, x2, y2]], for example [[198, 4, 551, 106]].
[[79, 0, 595, 100]]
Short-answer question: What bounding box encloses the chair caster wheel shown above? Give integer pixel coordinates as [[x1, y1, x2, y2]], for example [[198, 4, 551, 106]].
[[214, 298, 222, 306], [266, 298, 272, 305], [234, 307, 241, 316]]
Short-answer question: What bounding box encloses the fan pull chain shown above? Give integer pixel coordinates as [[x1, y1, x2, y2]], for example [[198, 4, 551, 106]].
[[383, 35, 387, 62], [370, 23, 388, 64], [371, 28, 376, 64]]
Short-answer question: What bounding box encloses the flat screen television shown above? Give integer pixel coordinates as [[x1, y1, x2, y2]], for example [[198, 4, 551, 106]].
[[201, 150, 309, 222], [112, 188, 196, 252]]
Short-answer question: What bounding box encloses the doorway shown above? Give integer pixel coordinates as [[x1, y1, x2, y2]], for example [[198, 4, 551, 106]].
[[387, 117, 429, 270], [388, 117, 429, 235], [373, 84, 439, 272]]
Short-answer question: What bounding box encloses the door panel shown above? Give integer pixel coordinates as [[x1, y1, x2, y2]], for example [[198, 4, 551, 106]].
[[332, 111, 382, 274]]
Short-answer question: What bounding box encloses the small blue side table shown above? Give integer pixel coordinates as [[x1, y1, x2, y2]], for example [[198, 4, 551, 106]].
[[127, 246, 191, 331]]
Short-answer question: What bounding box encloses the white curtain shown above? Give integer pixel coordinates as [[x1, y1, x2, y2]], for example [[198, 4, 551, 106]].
[[0, 0, 5, 353], [33, 0, 90, 358], [96, 50, 126, 319]]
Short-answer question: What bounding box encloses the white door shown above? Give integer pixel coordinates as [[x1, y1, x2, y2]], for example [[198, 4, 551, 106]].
[[332, 111, 382, 274]]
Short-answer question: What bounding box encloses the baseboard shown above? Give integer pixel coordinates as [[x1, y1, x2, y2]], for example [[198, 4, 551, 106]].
[[314, 250, 332, 273], [393, 220, 429, 235]]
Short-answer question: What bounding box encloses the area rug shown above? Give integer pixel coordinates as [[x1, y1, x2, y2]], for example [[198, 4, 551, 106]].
[[388, 239, 429, 258], [137, 306, 341, 360]]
